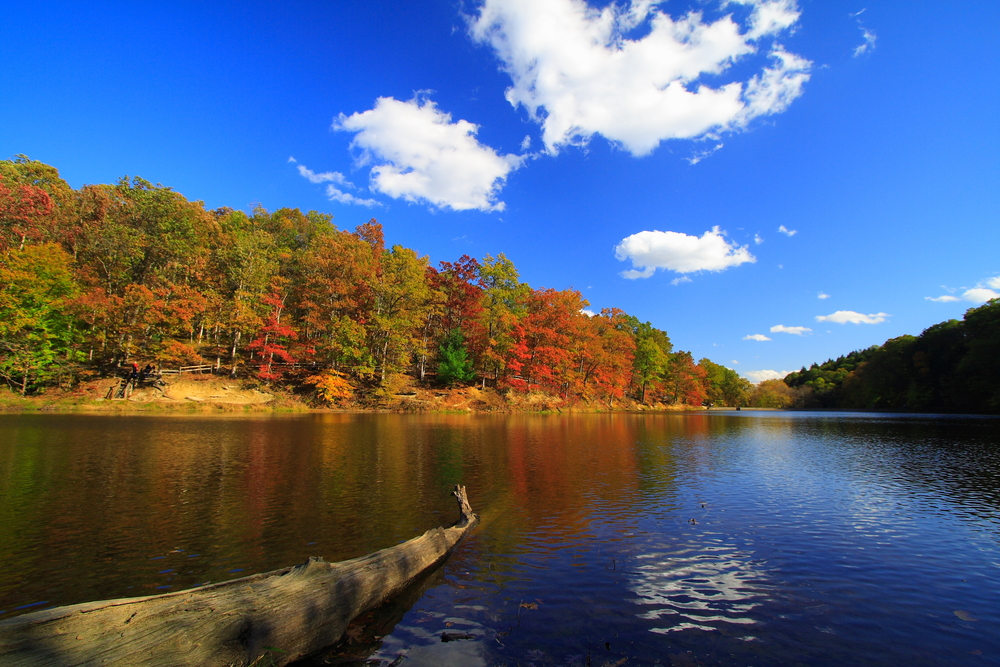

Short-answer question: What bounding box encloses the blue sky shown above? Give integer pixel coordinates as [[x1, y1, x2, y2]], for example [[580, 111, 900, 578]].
[[2, 0, 998, 381]]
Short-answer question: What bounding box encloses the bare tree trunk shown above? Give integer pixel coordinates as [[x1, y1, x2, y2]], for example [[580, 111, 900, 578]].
[[230, 330, 241, 378], [0, 487, 478, 667]]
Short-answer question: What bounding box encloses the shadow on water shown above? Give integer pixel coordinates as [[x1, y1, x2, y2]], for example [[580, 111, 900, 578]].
[[293, 560, 450, 666]]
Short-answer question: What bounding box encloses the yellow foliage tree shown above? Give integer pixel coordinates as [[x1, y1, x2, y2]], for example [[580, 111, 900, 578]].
[[305, 370, 354, 404]]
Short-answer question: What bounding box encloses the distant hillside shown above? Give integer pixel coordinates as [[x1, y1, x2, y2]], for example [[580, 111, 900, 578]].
[[782, 300, 1000, 414]]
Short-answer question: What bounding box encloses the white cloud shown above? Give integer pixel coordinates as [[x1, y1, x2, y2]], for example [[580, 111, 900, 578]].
[[740, 0, 802, 39], [745, 369, 791, 383], [744, 333, 771, 341], [962, 288, 1000, 304], [291, 160, 380, 206], [469, 0, 811, 156], [324, 185, 379, 207], [297, 164, 347, 185], [815, 310, 889, 324], [671, 275, 693, 285], [615, 226, 755, 278], [334, 96, 524, 212], [927, 277, 1000, 304], [959, 277, 1000, 303], [817, 292, 830, 299], [581, 308, 597, 317], [770, 324, 811, 335], [777, 224, 797, 236], [754, 233, 764, 245], [853, 27, 877, 57], [688, 143, 724, 165]]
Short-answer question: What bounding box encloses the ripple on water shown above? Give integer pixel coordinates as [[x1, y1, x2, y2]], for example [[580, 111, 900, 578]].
[[629, 541, 770, 634]]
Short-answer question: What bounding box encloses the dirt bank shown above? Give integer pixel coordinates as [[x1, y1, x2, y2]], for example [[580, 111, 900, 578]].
[[0, 374, 701, 414], [0, 374, 296, 413]]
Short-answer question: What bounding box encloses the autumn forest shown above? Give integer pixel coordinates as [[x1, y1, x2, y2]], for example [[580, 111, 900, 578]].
[[0, 156, 756, 408], [2, 156, 997, 414]]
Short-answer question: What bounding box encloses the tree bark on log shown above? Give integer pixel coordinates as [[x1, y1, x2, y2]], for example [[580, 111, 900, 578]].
[[0, 485, 478, 667]]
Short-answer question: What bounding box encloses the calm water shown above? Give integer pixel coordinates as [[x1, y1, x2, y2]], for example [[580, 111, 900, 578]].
[[0, 411, 998, 666]]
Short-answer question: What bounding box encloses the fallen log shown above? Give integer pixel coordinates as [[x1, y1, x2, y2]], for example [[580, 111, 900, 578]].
[[0, 485, 478, 667]]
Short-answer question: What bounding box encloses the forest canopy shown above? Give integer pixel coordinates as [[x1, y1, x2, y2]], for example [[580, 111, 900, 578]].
[[6, 156, 992, 414], [0, 156, 757, 407]]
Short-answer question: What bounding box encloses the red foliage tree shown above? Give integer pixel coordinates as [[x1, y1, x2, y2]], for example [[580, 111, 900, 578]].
[[506, 288, 583, 394], [246, 292, 297, 380], [0, 176, 55, 251]]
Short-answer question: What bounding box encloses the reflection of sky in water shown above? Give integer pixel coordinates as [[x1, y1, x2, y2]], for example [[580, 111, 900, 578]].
[[630, 543, 769, 634], [376, 606, 491, 667]]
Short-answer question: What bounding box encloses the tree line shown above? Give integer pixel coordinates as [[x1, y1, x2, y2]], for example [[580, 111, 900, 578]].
[[0, 156, 756, 407], [763, 300, 1000, 414]]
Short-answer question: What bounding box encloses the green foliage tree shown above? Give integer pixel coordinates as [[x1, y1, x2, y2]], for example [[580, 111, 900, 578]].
[[954, 299, 1000, 412], [476, 253, 528, 386], [437, 330, 475, 385], [369, 244, 431, 383], [0, 243, 80, 393], [628, 318, 672, 404], [699, 358, 751, 406]]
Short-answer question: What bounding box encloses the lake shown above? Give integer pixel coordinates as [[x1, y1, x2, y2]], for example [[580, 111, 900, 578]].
[[0, 411, 997, 665]]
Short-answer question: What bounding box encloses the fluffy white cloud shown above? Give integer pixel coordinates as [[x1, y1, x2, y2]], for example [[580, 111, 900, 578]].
[[958, 277, 1000, 303], [777, 224, 797, 236], [925, 295, 960, 303], [962, 288, 1000, 303], [744, 369, 791, 383], [816, 310, 889, 324], [770, 324, 811, 335], [817, 292, 830, 299], [742, 0, 801, 39], [334, 97, 524, 212], [744, 333, 771, 341], [615, 226, 755, 278], [469, 0, 811, 156]]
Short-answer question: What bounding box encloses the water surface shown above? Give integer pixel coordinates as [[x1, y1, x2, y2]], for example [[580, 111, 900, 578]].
[[0, 411, 997, 665]]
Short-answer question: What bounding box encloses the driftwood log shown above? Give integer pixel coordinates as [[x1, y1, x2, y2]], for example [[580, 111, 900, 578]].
[[0, 485, 478, 667]]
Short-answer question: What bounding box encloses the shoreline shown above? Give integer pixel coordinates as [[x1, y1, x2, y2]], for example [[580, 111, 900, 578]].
[[0, 375, 709, 416], [0, 397, 711, 416]]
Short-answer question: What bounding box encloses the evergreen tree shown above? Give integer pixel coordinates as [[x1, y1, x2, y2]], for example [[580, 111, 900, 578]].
[[437, 330, 475, 385]]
